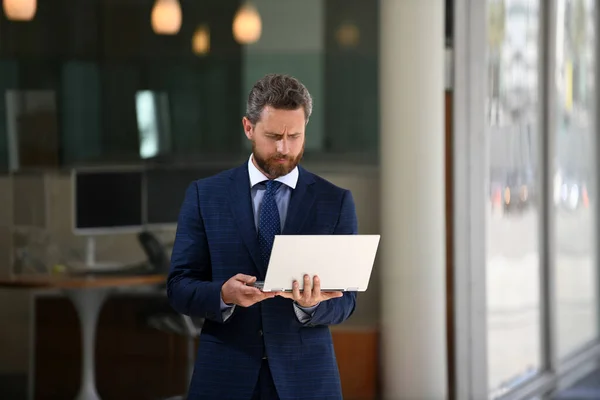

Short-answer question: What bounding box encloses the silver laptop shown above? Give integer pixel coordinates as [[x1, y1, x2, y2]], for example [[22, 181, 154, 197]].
[[254, 235, 380, 292]]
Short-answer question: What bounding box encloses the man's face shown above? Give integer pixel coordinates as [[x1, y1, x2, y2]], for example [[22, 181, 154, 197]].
[[242, 105, 306, 179]]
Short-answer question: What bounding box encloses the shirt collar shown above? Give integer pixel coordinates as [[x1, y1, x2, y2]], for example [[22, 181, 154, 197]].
[[248, 154, 298, 189]]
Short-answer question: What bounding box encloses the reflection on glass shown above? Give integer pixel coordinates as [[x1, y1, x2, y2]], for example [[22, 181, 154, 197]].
[[192, 25, 211, 56], [135, 91, 172, 159], [233, 2, 262, 44], [554, 0, 597, 358], [5, 90, 59, 170], [486, 0, 541, 395], [336, 22, 360, 48]]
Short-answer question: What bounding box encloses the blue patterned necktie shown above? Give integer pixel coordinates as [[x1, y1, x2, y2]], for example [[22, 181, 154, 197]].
[[258, 180, 282, 267]]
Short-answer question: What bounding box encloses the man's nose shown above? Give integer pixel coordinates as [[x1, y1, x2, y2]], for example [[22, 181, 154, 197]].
[[277, 139, 289, 155]]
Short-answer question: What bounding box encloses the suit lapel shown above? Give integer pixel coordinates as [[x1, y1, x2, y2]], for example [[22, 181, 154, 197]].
[[228, 165, 262, 271], [283, 166, 316, 234]]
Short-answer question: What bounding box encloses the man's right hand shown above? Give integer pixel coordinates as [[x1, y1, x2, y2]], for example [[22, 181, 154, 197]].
[[221, 274, 279, 307]]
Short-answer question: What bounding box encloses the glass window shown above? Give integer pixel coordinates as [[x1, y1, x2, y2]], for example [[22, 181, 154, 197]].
[[242, 0, 379, 159], [486, 0, 542, 395], [136, 90, 172, 159], [0, 61, 18, 171], [5, 89, 59, 170], [60, 61, 102, 166], [323, 0, 379, 157], [554, 0, 597, 358], [0, 0, 379, 168]]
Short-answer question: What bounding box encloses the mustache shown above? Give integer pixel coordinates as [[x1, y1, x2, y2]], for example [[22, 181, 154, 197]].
[[270, 154, 291, 160]]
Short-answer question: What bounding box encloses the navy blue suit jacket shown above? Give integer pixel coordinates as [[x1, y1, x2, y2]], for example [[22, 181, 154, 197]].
[[167, 163, 358, 400]]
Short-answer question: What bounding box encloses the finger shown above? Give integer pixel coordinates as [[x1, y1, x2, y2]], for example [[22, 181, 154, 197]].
[[322, 291, 344, 299], [312, 275, 321, 298], [252, 293, 277, 304], [235, 274, 257, 284], [292, 280, 301, 300], [243, 288, 278, 306], [303, 274, 312, 303], [277, 291, 294, 299], [239, 285, 263, 297]]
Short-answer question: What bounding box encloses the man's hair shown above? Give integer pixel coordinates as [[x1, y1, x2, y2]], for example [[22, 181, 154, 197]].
[[246, 73, 313, 125]]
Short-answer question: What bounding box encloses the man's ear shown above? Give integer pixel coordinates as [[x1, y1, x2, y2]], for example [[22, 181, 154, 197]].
[[242, 116, 254, 140]]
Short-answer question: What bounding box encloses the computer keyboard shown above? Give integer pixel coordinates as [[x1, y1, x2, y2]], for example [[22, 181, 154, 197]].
[[253, 281, 264, 290]]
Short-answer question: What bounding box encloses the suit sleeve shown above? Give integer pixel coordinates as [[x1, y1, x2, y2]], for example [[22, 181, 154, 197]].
[[306, 189, 358, 326], [167, 182, 227, 323]]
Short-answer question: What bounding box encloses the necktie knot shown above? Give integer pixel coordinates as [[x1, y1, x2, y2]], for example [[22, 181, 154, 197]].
[[265, 180, 282, 194]]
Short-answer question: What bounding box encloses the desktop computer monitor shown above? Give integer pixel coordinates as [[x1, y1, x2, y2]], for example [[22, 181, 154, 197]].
[[73, 169, 143, 233], [72, 168, 144, 267]]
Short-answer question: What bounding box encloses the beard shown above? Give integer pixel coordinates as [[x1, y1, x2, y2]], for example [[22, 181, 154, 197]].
[[252, 141, 304, 179]]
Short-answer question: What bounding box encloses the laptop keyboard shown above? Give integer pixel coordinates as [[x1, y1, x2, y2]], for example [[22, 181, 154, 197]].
[[253, 281, 264, 290]]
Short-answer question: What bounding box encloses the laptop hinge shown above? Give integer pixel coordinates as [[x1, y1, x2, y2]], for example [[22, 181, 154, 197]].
[[346, 287, 359, 292]]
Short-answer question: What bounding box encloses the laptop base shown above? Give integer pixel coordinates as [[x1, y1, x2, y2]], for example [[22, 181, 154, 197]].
[[252, 281, 354, 292]]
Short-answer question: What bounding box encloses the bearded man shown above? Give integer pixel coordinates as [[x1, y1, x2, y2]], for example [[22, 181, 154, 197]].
[[168, 73, 358, 400]]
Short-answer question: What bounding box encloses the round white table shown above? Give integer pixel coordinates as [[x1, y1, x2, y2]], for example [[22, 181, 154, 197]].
[[0, 274, 166, 400]]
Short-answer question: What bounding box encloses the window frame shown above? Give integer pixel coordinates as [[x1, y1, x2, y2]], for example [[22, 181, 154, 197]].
[[452, 0, 600, 399]]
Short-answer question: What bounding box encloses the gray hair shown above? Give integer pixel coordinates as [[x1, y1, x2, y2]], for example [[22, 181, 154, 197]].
[[246, 73, 313, 125]]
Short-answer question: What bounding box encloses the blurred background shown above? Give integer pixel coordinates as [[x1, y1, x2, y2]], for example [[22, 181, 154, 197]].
[[0, 0, 598, 399]]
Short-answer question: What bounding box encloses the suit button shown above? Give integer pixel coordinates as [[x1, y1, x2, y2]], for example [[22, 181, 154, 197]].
[[259, 329, 263, 336]]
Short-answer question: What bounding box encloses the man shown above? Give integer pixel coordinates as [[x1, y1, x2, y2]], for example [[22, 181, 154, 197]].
[[168, 73, 358, 400]]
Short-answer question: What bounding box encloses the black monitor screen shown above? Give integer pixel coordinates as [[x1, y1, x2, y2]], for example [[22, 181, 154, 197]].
[[146, 168, 219, 224], [75, 171, 143, 230]]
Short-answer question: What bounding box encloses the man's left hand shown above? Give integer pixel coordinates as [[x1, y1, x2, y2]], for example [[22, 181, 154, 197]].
[[277, 274, 343, 308]]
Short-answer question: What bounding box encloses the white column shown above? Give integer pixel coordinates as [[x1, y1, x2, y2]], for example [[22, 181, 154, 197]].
[[380, 1, 447, 399]]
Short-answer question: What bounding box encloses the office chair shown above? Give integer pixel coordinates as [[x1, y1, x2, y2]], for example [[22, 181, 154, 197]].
[[137, 231, 171, 274]]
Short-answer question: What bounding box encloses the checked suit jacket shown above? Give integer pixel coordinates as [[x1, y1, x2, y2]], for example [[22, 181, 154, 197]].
[[167, 162, 358, 400]]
